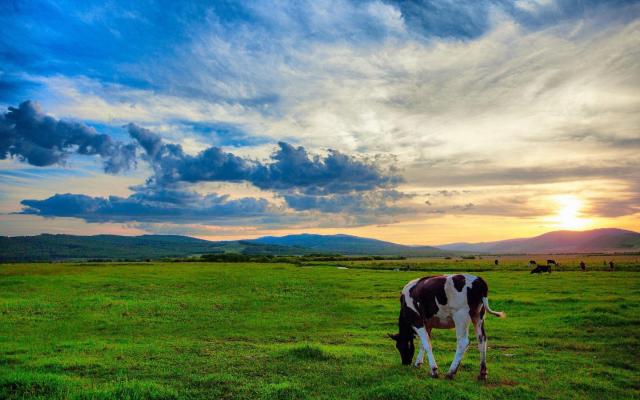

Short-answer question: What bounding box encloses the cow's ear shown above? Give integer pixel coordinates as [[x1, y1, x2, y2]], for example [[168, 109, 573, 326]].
[[387, 333, 400, 341]]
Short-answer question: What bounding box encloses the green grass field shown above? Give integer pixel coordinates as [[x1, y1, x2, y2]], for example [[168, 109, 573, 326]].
[[1, 260, 639, 399]]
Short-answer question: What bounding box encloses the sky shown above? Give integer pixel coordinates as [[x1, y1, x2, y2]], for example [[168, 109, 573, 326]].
[[0, 0, 639, 245]]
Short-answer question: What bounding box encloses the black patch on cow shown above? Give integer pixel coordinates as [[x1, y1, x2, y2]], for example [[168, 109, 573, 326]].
[[400, 294, 423, 328], [451, 275, 466, 292], [409, 276, 448, 322], [467, 277, 488, 318], [452, 275, 466, 292], [394, 295, 417, 365]]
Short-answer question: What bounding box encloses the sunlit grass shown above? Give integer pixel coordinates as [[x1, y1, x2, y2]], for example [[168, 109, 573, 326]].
[[0, 260, 638, 399]]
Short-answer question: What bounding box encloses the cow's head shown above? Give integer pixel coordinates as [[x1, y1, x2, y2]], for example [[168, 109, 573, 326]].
[[388, 333, 415, 365]]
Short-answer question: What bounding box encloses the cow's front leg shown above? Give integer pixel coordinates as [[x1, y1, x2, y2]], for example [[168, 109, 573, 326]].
[[414, 347, 424, 368], [446, 312, 470, 379], [474, 318, 488, 380], [414, 326, 438, 377]]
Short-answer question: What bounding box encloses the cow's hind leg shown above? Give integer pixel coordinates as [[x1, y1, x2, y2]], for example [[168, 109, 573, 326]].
[[474, 318, 488, 380], [446, 311, 470, 379], [414, 326, 438, 377]]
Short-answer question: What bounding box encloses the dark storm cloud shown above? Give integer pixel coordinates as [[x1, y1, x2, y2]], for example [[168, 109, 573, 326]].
[[0, 101, 136, 173], [126, 123, 256, 184], [19, 185, 271, 223], [252, 142, 403, 194], [2, 100, 399, 192], [6, 101, 405, 221], [126, 123, 401, 195]]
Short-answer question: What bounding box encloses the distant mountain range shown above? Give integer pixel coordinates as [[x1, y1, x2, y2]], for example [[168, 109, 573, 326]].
[[0, 234, 313, 262], [250, 233, 445, 256], [437, 228, 640, 254], [1, 228, 638, 262]]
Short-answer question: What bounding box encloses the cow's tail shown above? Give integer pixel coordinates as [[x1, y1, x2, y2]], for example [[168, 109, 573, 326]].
[[482, 297, 506, 318]]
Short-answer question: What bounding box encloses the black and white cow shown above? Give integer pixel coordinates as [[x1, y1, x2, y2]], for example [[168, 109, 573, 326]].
[[388, 274, 505, 380], [530, 265, 551, 273]]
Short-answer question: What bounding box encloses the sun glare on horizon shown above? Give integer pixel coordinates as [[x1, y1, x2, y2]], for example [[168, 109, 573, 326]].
[[553, 195, 592, 230]]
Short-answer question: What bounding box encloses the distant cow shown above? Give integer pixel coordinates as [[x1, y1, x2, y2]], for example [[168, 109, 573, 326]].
[[580, 261, 586, 271], [609, 261, 615, 271], [547, 259, 557, 265], [389, 274, 505, 380], [494, 259, 499, 266], [528, 260, 537, 268], [531, 264, 551, 274]]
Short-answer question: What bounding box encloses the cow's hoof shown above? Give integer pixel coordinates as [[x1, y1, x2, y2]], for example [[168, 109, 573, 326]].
[[413, 363, 423, 369], [430, 369, 439, 378], [445, 373, 455, 380], [477, 374, 487, 381]]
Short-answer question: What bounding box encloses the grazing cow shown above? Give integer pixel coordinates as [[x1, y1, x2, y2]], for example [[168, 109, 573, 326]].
[[547, 259, 557, 266], [580, 261, 586, 271], [531, 264, 551, 273], [388, 274, 505, 380]]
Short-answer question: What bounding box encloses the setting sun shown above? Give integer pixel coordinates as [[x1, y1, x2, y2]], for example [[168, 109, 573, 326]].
[[554, 195, 591, 230]]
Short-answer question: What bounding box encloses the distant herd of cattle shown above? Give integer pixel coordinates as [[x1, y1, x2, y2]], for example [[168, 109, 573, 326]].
[[524, 259, 615, 273]]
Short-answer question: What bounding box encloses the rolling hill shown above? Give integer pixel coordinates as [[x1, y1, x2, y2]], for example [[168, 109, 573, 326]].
[[0, 234, 313, 262], [3, 228, 638, 262], [437, 228, 640, 254], [250, 233, 447, 256]]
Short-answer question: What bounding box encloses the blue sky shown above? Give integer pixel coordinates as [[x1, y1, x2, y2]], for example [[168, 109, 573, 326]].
[[1, 0, 639, 243]]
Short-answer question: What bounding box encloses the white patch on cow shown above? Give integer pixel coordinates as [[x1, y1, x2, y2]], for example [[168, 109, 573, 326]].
[[414, 347, 424, 368], [414, 326, 438, 374], [401, 278, 420, 314], [474, 319, 487, 376], [463, 274, 478, 288], [447, 310, 471, 376]]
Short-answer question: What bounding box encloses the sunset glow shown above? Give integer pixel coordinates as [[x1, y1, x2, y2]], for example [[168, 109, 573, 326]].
[[0, 1, 638, 244], [553, 196, 592, 230]]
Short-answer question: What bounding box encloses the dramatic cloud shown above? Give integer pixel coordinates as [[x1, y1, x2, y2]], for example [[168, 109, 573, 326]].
[[126, 123, 401, 195], [0, 101, 136, 173], [3, 102, 405, 222], [19, 186, 272, 223]]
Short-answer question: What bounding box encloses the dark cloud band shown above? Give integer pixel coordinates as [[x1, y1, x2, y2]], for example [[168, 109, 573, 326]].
[[126, 123, 401, 194], [1, 101, 137, 173], [19, 186, 272, 224], [5, 101, 405, 222]]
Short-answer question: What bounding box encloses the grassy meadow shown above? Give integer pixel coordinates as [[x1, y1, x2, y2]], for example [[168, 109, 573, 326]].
[[1, 257, 639, 399]]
